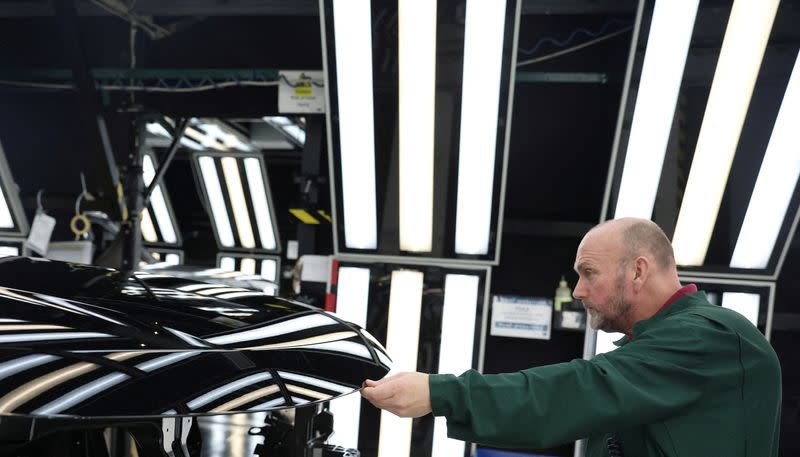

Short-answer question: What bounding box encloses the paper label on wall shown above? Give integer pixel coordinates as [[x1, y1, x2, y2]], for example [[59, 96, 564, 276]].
[[25, 212, 56, 255], [278, 70, 325, 113], [490, 295, 552, 340]]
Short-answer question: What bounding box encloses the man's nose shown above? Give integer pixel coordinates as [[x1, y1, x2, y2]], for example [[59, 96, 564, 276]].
[[573, 279, 586, 300]]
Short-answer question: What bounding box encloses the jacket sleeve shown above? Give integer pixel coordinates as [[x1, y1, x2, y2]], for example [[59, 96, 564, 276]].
[[429, 320, 712, 449]]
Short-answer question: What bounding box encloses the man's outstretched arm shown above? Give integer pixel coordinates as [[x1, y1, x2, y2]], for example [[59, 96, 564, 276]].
[[360, 372, 431, 418]]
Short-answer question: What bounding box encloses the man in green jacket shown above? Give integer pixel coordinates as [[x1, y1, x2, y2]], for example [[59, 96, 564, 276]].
[[361, 217, 781, 456]]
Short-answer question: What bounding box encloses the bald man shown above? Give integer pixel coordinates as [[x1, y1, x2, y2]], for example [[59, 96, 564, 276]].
[[362, 218, 781, 456]]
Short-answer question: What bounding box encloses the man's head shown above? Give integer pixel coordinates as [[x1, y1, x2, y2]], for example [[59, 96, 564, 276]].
[[572, 218, 678, 333]]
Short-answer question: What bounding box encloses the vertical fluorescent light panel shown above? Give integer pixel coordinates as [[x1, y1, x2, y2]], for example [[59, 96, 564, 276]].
[[433, 274, 480, 457], [378, 270, 423, 457], [0, 188, 12, 228], [594, 331, 624, 356], [240, 257, 257, 275], [454, 0, 508, 255], [220, 256, 236, 272], [165, 253, 180, 265], [672, 0, 780, 266], [721, 292, 760, 326], [332, 0, 378, 249], [261, 259, 278, 282], [243, 158, 277, 250], [140, 209, 158, 243], [614, 0, 700, 218], [142, 154, 178, 243], [220, 157, 256, 249], [398, 0, 436, 252], [198, 156, 235, 247], [0, 246, 18, 257], [329, 266, 371, 449], [731, 51, 800, 269]]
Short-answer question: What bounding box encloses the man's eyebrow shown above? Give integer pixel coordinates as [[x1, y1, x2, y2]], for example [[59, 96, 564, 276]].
[[574, 262, 591, 272]]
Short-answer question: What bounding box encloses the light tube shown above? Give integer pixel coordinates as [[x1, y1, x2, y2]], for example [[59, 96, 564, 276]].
[[0, 246, 18, 257], [165, 253, 180, 265], [454, 0, 508, 255], [731, 51, 800, 269], [207, 313, 337, 345], [614, 0, 700, 218], [328, 266, 371, 449], [432, 274, 480, 457], [187, 372, 272, 410], [721, 292, 760, 326], [672, 0, 780, 266], [142, 154, 177, 243], [378, 270, 423, 457], [398, 0, 436, 252], [141, 208, 158, 243], [594, 331, 624, 356], [220, 256, 236, 272], [0, 188, 13, 228], [261, 259, 278, 281], [332, 0, 378, 249], [198, 156, 235, 247], [244, 158, 277, 250], [240, 257, 257, 275], [221, 157, 256, 249]]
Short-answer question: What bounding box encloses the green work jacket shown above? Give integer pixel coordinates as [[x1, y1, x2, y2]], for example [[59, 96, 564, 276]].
[[429, 292, 781, 456]]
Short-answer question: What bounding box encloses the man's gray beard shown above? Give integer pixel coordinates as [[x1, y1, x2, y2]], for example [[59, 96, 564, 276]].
[[588, 278, 631, 333]]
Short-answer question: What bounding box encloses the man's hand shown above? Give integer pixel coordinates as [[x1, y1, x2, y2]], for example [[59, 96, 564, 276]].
[[360, 372, 432, 418]]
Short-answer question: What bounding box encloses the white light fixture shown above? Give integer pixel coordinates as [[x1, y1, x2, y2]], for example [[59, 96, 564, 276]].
[[331, 0, 378, 250], [220, 256, 236, 272], [221, 157, 256, 249], [731, 51, 800, 269], [328, 266, 371, 449], [140, 209, 158, 243], [261, 259, 278, 282], [0, 188, 13, 229], [164, 253, 180, 265], [614, 0, 700, 218], [672, 0, 780, 266], [0, 246, 19, 257], [594, 331, 624, 356], [244, 158, 278, 250], [198, 157, 235, 247], [398, 0, 436, 253], [142, 153, 178, 244], [240, 257, 257, 275], [454, 0, 509, 255], [378, 270, 423, 457], [433, 274, 480, 457], [721, 292, 760, 326]]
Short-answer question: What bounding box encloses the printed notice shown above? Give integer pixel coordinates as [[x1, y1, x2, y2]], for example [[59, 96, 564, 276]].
[[278, 70, 325, 113], [490, 295, 552, 340]]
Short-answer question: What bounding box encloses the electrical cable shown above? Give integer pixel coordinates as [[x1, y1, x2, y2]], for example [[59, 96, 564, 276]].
[[518, 18, 628, 56], [516, 26, 633, 67], [0, 79, 282, 92]]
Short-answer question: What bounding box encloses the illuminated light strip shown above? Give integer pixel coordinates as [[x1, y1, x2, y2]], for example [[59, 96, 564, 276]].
[[164, 253, 180, 265], [595, 331, 624, 356], [196, 287, 250, 296], [33, 294, 126, 326], [672, 0, 781, 266], [142, 154, 178, 243], [285, 384, 329, 401], [135, 351, 198, 373], [731, 51, 800, 269], [141, 208, 158, 243], [221, 157, 256, 249], [240, 258, 257, 275], [207, 313, 338, 345], [198, 156, 235, 247], [302, 340, 373, 359], [378, 270, 423, 457], [454, 0, 509, 255], [398, 0, 436, 253], [329, 266, 371, 448], [220, 256, 236, 272], [261, 259, 278, 281], [0, 354, 60, 382], [0, 246, 18, 257], [0, 185, 13, 228], [0, 332, 113, 343], [721, 292, 760, 326], [0, 324, 69, 331], [246, 331, 358, 350], [0, 362, 99, 413], [277, 371, 352, 394], [177, 283, 220, 292], [291, 396, 310, 405], [187, 371, 273, 410], [248, 397, 286, 410], [244, 158, 278, 250], [433, 274, 480, 457], [33, 372, 131, 415], [331, 0, 378, 249], [614, 0, 701, 218], [209, 385, 280, 413]]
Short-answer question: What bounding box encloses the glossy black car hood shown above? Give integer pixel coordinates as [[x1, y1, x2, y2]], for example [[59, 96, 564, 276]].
[[0, 257, 390, 419]]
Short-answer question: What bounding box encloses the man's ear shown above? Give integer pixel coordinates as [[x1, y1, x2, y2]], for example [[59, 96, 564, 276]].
[[632, 256, 649, 291]]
